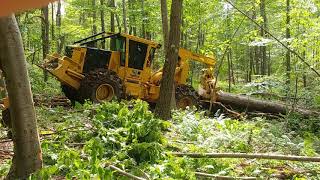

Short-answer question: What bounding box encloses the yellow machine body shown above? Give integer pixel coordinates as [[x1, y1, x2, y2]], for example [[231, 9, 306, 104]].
[[42, 32, 216, 103]]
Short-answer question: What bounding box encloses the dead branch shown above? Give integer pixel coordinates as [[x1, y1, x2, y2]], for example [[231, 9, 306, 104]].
[[170, 152, 320, 162], [213, 102, 243, 119], [108, 165, 146, 180], [195, 172, 257, 180]]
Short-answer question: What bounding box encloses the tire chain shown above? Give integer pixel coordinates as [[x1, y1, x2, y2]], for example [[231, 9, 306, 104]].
[[79, 68, 124, 102]]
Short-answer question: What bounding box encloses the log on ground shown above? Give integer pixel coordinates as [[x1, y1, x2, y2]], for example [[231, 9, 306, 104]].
[[216, 91, 319, 117]]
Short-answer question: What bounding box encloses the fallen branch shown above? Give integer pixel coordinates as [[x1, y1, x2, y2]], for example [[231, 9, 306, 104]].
[[213, 102, 243, 118], [109, 165, 146, 180], [170, 152, 320, 162], [195, 172, 256, 180], [40, 125, 87, 137]]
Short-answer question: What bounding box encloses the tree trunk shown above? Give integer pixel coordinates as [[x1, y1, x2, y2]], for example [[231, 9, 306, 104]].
[[180, 4, 184, 48], [92, 0, 97, 35], [128, 0, 137, 35], [100, 0, 106, 49], [110, 0, 116, 49], [160, 0, 175, 109], [260, 0, 267, 75], [115, 14, 122, 32], [122, 0, 128, 33], [227, 49, 232, 92], [41, 6, 49, 82], [0, 14, 42, 179], [155, 0, 183, 120], [56, 0, 62, 53], [141, 0, 146, 38], [268, 48, 271, 76], [248, 47, 253, 82], [160, 0, 169, 54], [110, 0, 115, 32], [51, 3, 55, 40], [285, 0, 291, 87], [302, 51, 307, 87]]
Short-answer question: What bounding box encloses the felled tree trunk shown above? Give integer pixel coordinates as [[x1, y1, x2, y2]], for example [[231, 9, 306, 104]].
[[216, 91, 319, 117]]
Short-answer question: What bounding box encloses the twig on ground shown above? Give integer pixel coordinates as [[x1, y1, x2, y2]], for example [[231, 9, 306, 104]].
[[108, 165, 146, 180], [40, 125, 87, 137], [170, 152, 320, 162], [195, 172, 257, 180]]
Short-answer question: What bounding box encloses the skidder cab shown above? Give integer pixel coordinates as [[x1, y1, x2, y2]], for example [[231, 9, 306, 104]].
[[42, 32, 216, 108]]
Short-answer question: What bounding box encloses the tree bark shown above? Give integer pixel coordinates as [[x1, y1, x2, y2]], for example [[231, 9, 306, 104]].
[[160, 0, 169, 52], [227, 49, 232, 92], [92, 0, 97, 35], [56, 0, 62, 53], [110, 0, 116, 49], [122, 0, 128, 33], [155, 0, 183, 120], [51, 3, 55, 40], [41, 6, 49, 82], [286, 0, 291, 87], [0, 14, 42, 179], [128, 0, 137, 35], [100, 0, 106, 49], [110, 0, 115, 32], [141, 0, 146, 38], [260, 0, 267, 75]]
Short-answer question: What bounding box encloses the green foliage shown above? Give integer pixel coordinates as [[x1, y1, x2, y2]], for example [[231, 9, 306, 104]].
[[29, 100, 168, 179]]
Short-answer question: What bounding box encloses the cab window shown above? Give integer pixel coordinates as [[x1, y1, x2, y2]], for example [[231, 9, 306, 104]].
[[128, 40, 148, 70]]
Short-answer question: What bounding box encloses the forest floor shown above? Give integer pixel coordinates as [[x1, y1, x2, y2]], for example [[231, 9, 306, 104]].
[[0, 96, 319, 179], [0, 68, 319, 179]]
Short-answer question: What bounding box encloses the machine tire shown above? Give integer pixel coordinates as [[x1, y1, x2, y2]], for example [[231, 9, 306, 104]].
[[79, 69, 124, 103], [61, 84, 81, 104], [175, 84, 200, 109]]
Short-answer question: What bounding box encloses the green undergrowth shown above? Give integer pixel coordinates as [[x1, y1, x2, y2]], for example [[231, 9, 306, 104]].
[[0, 100, 319, 179]]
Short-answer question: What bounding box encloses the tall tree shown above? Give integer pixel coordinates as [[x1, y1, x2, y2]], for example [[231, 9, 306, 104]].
[[128, 0, 137, 35], [51, 3, 55, 40], [141, 0, 146, 38], [92, 0, 97, 35], [110, 0, 115, 33], [260, 0, 267, 75], [110, 0, 116, 49], [41, 6, 49, 81], [155, 0, 183, 119], [285, 0, 291, 87], [122, 0, 128, 33], [160, 0, 169, 52], [56, 0, 63, 53], [100, 0, 106, 48], [0, 14, 42, 179]]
